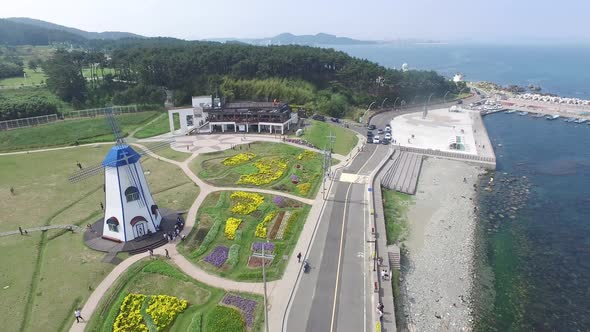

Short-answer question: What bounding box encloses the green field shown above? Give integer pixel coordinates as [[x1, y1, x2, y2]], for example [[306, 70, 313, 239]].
[[381, 189, 411, 245], [86, 259, 264, 332], [301, 120, 359, 155], [140, 142, 192, 162], [191, 142, 323, 198], [179, 191, 310, 281], [133, 113, 179, 139], [0, 111, 160, 152], [0, 146, 198, 332]]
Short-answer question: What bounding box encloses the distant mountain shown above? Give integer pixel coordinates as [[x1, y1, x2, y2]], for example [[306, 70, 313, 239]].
[[0, 19, 86, 45], [5, 17, 144, 40], [209, 33, 377, 46]]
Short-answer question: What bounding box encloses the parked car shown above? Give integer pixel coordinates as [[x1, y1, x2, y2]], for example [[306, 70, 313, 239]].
[[457, 100, 463, 104], [311, 114, 325, 121], [367, 131, 374, 137], [382, 139, 389, 145], [373, 136, 380, 144], [368, 124, 376, 130], [385, 125, 391, 132], [377, 129, 384, 134], [384, 132, 392, 140], [330, 117, 340, 123]]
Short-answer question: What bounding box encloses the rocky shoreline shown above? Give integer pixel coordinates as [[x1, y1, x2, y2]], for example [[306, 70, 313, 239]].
[[399, 158, 483, 332]]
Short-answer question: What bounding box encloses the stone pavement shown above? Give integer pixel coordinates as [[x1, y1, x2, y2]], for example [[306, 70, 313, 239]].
[[69, 132, 364, 332]]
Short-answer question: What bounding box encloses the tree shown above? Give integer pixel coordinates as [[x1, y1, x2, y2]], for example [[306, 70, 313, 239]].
[[42, 50, 87, 103], [28, 58, 41, 72]]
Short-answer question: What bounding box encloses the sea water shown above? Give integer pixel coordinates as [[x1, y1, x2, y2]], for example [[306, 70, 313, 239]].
[[474, 114, 590, 331], [330, 43, 590, 99]]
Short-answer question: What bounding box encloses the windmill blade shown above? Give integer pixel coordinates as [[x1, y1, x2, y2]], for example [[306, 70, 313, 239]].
[[105, 108, 125, 145], [68, 163, 106, 183]]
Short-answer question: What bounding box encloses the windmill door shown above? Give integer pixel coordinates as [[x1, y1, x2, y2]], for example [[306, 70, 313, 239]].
[[136, 223, 146, 237]]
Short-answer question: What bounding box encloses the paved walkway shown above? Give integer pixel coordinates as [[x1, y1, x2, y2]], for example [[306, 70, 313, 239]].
[[0, 224, 82, 237], [69, 132, 365, 332]]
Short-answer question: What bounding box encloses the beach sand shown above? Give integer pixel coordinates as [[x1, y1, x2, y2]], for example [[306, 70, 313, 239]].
[[401, 157, 482, 332]]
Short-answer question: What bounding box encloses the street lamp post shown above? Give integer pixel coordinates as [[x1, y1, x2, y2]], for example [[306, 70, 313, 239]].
[[393, 97, 400, 110], [380, 98, 388, 109], [360, 101, 376, 124], [443, 91, 450, 104], [252, 241, 274, 332], [412, 95, 421, 105]]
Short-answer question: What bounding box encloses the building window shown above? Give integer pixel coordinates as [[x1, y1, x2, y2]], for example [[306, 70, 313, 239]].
[[106, 217, 119, 232], [108, 224, 119, 232], [125, 186, 140, 202]]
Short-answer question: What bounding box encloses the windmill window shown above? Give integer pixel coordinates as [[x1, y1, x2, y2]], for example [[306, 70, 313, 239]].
[[106, 217, 119, 232], [125, 186, 140, 202]]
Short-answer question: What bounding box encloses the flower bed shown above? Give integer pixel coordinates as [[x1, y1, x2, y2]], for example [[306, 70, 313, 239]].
[[223, 153, 255, 166], [268, 211, 286, 240], [247, 256, 273, 268], [206, 305, 246, 332], [224, 217, 243, 240], [255, 211, 276, 238], [297, 150, 316, 160], [113, 293, 148, 332], [221, 294, 258, 328], [296, 183, 311, 195], [204, 246, 229, 267], [237, 158, 287, 186], [272, 196, 285, 207], [251, 241, 275, 253], [274, 211, 292, 240], [230, 192, 264, 215], [146, 295, 188, 330]]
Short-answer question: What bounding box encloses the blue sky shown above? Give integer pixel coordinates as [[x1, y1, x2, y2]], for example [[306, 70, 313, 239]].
[[2, 0, 589, 42]]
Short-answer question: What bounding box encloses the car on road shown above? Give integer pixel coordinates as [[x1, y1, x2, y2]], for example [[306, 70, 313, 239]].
[[382, 139, 389, 145], [367, 130, 374, 137], [368, 124, 376, 130], [384, 132, 392, 141], [457, 100, 463, 104], [377, 129, 384, 134], [311, 114, 325, 121], [385, 125, 391, 132], [373, 136, 380, 144], [330, 117, 340, 123]]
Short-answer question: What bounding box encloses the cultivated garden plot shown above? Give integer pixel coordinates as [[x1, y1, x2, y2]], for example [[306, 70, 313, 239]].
[[190, 142, 323, 198], [86, 259, 264, 332], [180, 191, 310, 281], [0, 146, 198, 332]]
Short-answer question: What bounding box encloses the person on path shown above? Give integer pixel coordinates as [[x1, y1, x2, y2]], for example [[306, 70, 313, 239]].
[[149, 248, 154, 259], [378, 302, 384, 312], [76, 162, 83, 170], [165, 249, 170, 259], [181, 234, 186, 241], [164, 233, 169, 242], [74, 309, 84, 323], [100, 202, 104, 210], [24, 229, 28, 235], [297, 252, 302, 263], [10, 187, 15, 195], [18, 226, 23, 235]]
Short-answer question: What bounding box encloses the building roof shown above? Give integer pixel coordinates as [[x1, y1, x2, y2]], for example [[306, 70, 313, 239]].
[[103, 145, 141, 167]]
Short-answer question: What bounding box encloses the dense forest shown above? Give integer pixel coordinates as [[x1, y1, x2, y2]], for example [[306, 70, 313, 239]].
[[39, 40, 462, 118]]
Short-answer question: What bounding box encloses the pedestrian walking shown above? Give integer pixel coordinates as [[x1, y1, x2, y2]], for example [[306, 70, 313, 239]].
[[164, 233, 169, 242], [76, 161, 83, 170], [10, 187, 15, 195], [165, 249, 170, 259], [74, 309, 84, 323], [24, 229, 28, 235], [18, 226, 23, 235], [297, 252, 302, 263], [378, 302, 384, 312], [181, 234, 186, 241], [149, 248, 154, 259], [100, 202, 104, 210]]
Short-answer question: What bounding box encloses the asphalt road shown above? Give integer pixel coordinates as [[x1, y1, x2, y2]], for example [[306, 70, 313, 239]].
[[284, 96, 483, 332]]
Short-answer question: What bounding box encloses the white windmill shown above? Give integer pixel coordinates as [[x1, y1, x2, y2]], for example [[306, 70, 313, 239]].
[[69, 110, 171, 242]]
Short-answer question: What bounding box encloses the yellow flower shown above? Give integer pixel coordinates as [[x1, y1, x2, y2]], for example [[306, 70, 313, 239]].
[[223, 153, 256, 166], [224, 217, 242, 240]]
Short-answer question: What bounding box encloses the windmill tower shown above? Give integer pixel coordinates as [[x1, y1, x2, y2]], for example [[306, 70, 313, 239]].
[[69, 110, 172, 242]]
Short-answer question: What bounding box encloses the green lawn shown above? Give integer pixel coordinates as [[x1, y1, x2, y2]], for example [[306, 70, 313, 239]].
[[133, 113, 178, 139], [381, 189, 411, 245], [86, 259, 264, 332], [0, 111, 160, 152], [301, 120, 359, 155], [0, 146, 198, 332], [179, 191, 310, 281], [0, 68, 46, 87], [191, 141, 323, 198]]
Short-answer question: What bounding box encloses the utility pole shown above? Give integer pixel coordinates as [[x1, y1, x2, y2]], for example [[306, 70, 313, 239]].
[[252, 241, 274, 332]]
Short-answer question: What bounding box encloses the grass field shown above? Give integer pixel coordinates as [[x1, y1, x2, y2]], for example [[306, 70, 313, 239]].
[[140, 142, 192, 162], [133, 113, 179, 139], [0, 111, 160, 152], [301, 120, 359, 155], [86, 259, 264, 332], [381, 189, 411, 245], [179, 191, 310, 281], [191, 142, 323, 198], [0, 145, 198, 332]]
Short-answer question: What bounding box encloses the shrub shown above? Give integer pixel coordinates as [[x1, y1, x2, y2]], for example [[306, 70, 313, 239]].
[[188, 313, 202, 332], [228, 244, 240, 267], [224, 217, 242, 240], [192, 217, 222, 257], [234, 229, 243, 241], [284, 211, 300, 238], [206, 305, 246, 332]]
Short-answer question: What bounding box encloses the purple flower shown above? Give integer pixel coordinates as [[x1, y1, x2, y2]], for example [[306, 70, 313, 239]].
[[204, 246, 229, 267], [290, 174, 298, 181], [252, 242, 275, 253], [222, 294, 258, 327], [272, 196, 285, 207]]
